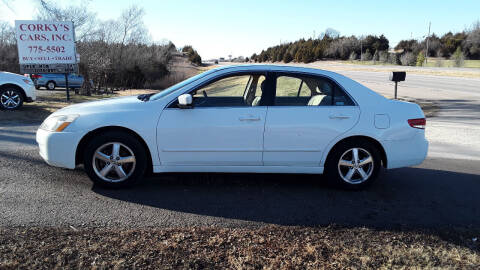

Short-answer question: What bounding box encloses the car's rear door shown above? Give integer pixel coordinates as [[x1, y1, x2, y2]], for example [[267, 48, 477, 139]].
[[263, 72, 360, 166], [157, 72, 268, 166]]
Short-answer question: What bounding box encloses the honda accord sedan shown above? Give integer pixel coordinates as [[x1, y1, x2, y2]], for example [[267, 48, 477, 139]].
[[36, 65, 428, 189]]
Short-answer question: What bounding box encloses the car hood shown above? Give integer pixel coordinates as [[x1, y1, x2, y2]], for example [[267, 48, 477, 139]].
[[52, 95, 145, 116]]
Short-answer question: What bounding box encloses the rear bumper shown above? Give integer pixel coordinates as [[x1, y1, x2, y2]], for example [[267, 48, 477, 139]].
[[36, 128, 83, 169], [382, 131, 429, 169]]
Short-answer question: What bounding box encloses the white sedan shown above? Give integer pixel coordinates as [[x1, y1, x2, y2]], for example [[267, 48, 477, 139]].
[[36, 65, 428, 189]]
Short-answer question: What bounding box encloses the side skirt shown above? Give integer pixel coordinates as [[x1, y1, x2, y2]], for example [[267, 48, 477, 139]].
[[153, 165, 324, 174]]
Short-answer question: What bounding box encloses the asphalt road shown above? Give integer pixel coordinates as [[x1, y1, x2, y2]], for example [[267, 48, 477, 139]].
[[0, 122, 479, 229]]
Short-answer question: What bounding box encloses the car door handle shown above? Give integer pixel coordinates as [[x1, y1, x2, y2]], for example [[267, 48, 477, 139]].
[[239, 116, 261, 121], [329, 114, 350, 119]]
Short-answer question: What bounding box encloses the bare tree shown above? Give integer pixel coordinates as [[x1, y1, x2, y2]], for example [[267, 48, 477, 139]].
[[0, 21, 15, 45], [0, 21, 18, 72], [36, 0, 97, 40], [1, 1, 178, 93], [119, 5, 148, 45], [464, 20, 480, 59], [118, 5, 147, 61]]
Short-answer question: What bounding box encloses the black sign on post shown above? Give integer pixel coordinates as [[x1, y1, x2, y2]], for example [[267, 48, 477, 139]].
[[20, 64, 78, 74], [389, 71, 406, 99]]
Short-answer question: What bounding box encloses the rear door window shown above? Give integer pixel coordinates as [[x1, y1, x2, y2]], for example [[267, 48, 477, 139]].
[[274, 74, 354, 106]]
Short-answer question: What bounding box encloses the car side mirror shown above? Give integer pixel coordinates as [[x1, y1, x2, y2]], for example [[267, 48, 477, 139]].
[[178, 94, 193, 109]]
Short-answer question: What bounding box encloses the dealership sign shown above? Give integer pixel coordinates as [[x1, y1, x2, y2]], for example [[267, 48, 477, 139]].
[[15, 20, 78, 73]]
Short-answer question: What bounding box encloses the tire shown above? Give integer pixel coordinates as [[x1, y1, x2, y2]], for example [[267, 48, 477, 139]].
[[46, 81, 56, 90], [83, 131, 147, 188], [0, 87, 24, 110], [325, 140, 381, 190]]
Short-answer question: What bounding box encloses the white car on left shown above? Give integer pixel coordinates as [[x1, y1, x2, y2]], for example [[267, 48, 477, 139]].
[[0, 71, 36, 110]]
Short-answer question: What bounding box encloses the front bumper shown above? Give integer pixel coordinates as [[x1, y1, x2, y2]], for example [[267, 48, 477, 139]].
[[36, 128, 83, 169], [25, 84, 36, 102]]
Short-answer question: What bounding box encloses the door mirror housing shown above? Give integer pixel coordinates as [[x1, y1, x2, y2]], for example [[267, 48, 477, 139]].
[[178, 94, 193, 109]]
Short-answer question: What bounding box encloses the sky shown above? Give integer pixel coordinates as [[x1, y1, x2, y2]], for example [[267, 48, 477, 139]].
[[2, 0, 480, 59]]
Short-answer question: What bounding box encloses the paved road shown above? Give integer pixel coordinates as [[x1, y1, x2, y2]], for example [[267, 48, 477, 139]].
[[0, 123, 479, 229]]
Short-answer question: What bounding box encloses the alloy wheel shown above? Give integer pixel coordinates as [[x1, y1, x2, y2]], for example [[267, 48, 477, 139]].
[[337, 147, 374, 184], [1, 90, 21, 109], [92, 142, 136, 182]]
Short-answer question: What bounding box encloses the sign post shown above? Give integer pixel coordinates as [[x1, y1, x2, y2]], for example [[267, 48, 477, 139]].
[[65, 74, 70, 100], [15, 20, 78, 101], [389, 72, 406, 99]]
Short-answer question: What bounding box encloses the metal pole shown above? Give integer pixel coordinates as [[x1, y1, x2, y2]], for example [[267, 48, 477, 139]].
[[65, 73, 70, 101], [394, 81, 398, 99], [425, 22, 431, 65], [360, 38, 363, 61]]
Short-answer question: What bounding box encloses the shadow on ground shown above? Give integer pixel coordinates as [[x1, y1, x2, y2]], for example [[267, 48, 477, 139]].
[[436, 99, 480, 122], [94, 165, 480, 229]]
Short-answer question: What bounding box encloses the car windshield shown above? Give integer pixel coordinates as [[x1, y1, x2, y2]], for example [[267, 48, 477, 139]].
[[150, 69, 219, 101]]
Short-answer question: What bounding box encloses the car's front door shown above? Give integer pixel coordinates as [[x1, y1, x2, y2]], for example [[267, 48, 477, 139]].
[[263, 73, 360, 166], [68, 74, 83, 87], [157, 73, 268, 166]]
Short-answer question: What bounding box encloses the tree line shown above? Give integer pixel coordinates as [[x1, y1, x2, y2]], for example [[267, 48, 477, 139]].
[[0, 0, 203, 94], [251, 22, 480, 67]]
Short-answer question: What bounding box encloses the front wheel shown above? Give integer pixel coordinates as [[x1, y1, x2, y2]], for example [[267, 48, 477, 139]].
[[83, 131, 147, 188], [325, 140, 381, 190], [0, 88, 24, 110]]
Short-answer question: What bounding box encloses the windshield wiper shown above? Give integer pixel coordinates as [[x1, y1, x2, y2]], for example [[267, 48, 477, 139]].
[[137, 93, 154, 102]]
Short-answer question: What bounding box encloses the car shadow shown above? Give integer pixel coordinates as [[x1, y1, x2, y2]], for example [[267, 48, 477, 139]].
[[93, 166, 480, 229]]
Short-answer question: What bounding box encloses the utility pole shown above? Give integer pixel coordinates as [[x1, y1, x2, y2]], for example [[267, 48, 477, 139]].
[[425, 22, 431, 65], [360, 37, 363, 61]]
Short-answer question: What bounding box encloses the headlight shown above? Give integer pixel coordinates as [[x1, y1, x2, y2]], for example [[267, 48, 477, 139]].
[[40, 115, 79, 132]]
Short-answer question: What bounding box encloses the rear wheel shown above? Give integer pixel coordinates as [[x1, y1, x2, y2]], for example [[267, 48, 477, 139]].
[[325, 140, 381, 190], [83, 131, 147, 188], [0, 88, 24, 110], [46, 81, 56, 90]]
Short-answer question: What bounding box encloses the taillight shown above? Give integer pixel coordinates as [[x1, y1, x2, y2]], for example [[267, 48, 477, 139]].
[[408, 118, 426, 129], [31, 74, 42, 79]]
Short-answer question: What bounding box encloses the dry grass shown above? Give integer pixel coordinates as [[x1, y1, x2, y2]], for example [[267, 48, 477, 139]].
[[0, 226, 478, 269], [333, 60, 480, 78]]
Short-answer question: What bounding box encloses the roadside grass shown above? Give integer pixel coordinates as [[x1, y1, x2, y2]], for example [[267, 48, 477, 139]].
[[0, 89, 159, 123], [0, 226, 478, 269], [423, 59, 480, 68], [333, 60, 480, 78], [345, 59, 480, 69]]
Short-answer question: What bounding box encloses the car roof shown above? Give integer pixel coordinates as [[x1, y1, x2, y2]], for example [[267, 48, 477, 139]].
[[211, 64, 344, 79]]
